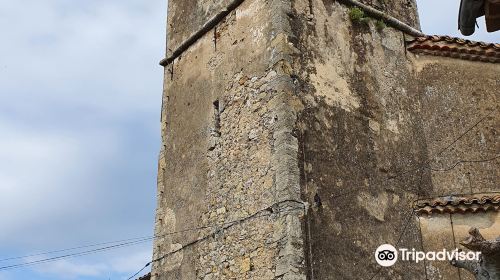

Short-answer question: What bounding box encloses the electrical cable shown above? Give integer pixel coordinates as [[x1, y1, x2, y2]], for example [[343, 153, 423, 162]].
[[426, 154, 500, 172], [387, 110, 495, 181], [5, 112, 492, 277], [0, 236, 156, 263], [369, 171, 425, 280], [1, 201, 305, 275], [126, 200, 306, 280], [368, 208, 419, 279], [126, 262, 151, 280], [330, 110, 496, 201], [0, 237, 153, 271], [124, 109, 496, 279]]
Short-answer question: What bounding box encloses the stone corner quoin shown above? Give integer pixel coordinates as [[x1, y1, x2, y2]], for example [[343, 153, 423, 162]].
[[151, 0, 500, 279]]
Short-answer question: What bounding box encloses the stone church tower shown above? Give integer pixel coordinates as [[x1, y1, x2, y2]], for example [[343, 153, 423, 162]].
[[151, 0, 499, 279]]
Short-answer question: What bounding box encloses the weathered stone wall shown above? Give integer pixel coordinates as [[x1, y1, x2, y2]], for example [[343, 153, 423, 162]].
[[419, 211, 500, 280], [166, 0, 234, 55], [153, 0, 306, 279], [154, 0, 498, 279], [291, 0, 428, 279], [356, 0, 420, 28], [289, 0, 498, 279], [413, 57, 498, 197], [411, 57, 499, 280]]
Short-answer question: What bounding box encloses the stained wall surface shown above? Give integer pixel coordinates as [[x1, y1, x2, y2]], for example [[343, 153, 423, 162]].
[[153, 0, 499, 279], [291, 0, 499, 279], [292, 1, 428, 279], [166, 0, 234, 55], [412, 57, 499, 280]]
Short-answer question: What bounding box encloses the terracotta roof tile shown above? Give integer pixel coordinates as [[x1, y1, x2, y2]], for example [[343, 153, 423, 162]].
[[407, 35, 500, 63], [414, 194, 500, 216]]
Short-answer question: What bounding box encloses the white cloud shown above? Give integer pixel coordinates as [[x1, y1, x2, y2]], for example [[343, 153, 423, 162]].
[[110, 247, 152, 274], [0, 0, 165, 118], [2, 0, 495, 279], [27, 245, 152, 279], [0, 118, 120, 243], [0, 0, 161, 279], [0, 0, 162, 250]]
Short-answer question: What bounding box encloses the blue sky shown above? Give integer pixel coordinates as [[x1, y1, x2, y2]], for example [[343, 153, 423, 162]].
[[0, 0, 165, 279], [0, 0, 497, 280], [419, 0, 499, 42]]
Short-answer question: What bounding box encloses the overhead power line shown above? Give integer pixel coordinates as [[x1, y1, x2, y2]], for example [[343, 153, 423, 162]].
[[0, 200, 306, 275], [329, 109, 497, 201], [126, 200, 306, 280], [127, 109, 496, 280], [0, 237, 153, 271], [3, 110, 494, 277], [0, 236, 156, 263]]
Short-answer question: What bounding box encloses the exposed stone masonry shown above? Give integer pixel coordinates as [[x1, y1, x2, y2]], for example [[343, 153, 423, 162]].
[[152, 0, 499, 279]]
